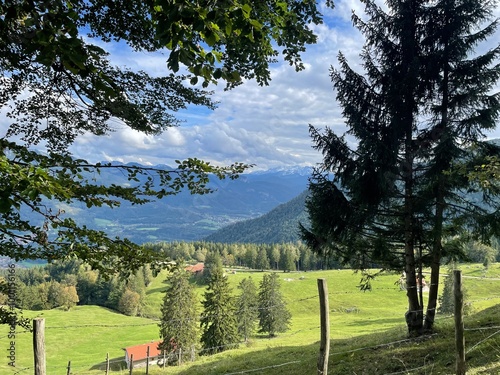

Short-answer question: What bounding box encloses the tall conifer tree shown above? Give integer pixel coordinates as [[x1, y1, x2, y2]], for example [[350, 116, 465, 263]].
[[302, 0, 499, 335], [200, 265, 239, 354], [236, 277, 259, 342], [417, 0, 500, 330], [159, 268, 198, 361], [258, 273, 291, 337]]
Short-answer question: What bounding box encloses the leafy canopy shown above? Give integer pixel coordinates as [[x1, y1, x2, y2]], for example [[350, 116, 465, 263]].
[[0, 0, 330, 278]]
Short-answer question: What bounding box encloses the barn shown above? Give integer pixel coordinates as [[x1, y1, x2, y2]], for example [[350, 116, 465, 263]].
[[123, 340, 162, 369]]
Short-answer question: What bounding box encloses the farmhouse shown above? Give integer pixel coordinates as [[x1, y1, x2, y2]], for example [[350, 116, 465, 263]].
[[123, 340, 162, 369]]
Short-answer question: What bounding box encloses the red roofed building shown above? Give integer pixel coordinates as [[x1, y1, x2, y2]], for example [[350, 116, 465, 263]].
[[124, 340, 162, 369], [185, 263, 204, 274]]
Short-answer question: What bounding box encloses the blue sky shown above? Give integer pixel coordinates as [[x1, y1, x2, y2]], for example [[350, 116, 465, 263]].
[[4, 1, 500, 171]]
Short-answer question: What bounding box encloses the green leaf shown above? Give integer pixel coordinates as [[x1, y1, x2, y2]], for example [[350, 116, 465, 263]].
[[242, 4, 252, 19]]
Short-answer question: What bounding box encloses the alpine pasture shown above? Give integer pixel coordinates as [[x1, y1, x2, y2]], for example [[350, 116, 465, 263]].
[[2, 264, 500, 374]]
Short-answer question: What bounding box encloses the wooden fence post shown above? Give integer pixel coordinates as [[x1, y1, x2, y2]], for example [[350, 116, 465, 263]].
[[146, 346, 150, 375], [33, 318, 46, 375], [129, 354, 134, 375], [105, 352, 110, 374], [454, 270, 466, 375], [317, 278, 330, 375], [66, 360, 71, 375]]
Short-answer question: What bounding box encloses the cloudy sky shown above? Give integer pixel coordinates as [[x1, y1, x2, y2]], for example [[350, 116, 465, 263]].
[[8, 1, 500, 171]]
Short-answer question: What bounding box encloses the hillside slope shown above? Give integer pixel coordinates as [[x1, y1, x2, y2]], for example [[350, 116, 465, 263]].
[[50, 166, 311, 243], [204, 190, 309, 243]]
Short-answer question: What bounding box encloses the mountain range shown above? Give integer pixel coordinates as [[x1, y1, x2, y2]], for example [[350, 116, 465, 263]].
[[63, 165, 312, 244]]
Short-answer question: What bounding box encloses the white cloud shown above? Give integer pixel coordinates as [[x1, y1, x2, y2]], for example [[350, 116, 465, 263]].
[[5, 0, 500, 171]]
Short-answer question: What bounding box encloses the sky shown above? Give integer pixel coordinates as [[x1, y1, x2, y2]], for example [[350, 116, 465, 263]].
[[5, 1, 500, 172]]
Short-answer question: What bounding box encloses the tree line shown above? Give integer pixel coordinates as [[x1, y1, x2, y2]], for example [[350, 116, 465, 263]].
[[1, 237, 497, 314], [146, 239, 500, 273], [144, 241, 341, 272], [0, 259, 153, 315]]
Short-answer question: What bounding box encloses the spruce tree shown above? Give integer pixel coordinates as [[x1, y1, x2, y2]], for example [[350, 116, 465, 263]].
[[417, 0, 500, 330], [438, 263, 472, 316], [200, 266, 239, 354], [201, 251, 223, 284], [301, 0, 500, 335], [236, 277, 259, 342], [258, 273, 291, 337], [255, 248, 270, 271], [159, 268, 198, 362]]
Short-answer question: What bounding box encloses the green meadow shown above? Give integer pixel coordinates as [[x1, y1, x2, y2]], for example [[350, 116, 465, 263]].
[[2, 264, 500, 374]]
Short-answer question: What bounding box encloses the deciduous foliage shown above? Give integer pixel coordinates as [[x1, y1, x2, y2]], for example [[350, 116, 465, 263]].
[[118, 288, 141, 316], [0, 0, 331, 273], [153, 0, 333, 88], [200, 265, 239, 354], [159, 268, 198, 360], [302, 0, 500, 335], [258, 273, 291, 337], [57, 285, 79, 311]]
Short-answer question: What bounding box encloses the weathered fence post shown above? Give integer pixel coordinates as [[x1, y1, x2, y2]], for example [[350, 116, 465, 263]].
[[317, 278, 330, 375], [33, 318, 46, 375], [66, 360, 71, 375], [105, 352, 110, 374], [129, 354, 134, 375], [146, 346, 150, 375], [454, 270, 466, 375]]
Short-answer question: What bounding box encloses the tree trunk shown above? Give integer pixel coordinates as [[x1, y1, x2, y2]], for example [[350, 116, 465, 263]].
[[424, 175, 445, 331], [424, 241, 441, 331], [401, 0, 423, 336], [424, 38, 450, 331], [404, 149, 423, 335]]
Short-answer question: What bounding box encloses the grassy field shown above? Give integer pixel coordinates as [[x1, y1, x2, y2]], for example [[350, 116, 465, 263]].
[[2, 264, 500, 374]]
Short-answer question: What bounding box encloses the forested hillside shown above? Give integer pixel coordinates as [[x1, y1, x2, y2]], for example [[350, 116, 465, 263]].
[[204, 190, 309, 243]]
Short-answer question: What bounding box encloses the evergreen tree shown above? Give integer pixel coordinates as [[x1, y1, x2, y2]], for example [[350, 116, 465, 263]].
[[200, 266, 239, 354], [159, 268, 198, 363], [438, 263, 472, 316], [255, 248, 270, 271], [301, 0, 500, 335], [201, 251, 223, 284], [270, 246, 281, 270], [258, 273, 291, 337], [417, 0, 500, 331], [106, 276, 125, 310], [280, 246, 296, 273], [244, 247, 258, 269], [236, 277, 259, 342]]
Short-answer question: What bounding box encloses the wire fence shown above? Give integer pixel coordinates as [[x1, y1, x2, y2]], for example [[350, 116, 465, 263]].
[[3, 271, 500, 374]]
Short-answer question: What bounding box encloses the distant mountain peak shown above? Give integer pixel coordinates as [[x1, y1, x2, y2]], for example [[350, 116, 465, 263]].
[[251, 166, 313, 176]]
